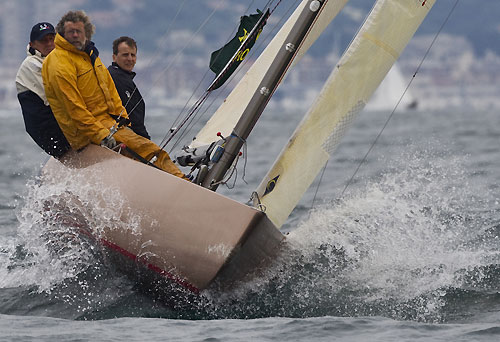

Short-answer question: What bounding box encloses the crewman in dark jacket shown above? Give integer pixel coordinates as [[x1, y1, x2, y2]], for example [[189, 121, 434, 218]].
[[15, 22, 71, 158], [108, 36, 150, 140]]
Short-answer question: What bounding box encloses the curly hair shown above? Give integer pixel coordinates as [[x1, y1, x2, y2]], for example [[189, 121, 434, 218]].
[[112, 36, 137, 55], [56, 10, 95, 40]]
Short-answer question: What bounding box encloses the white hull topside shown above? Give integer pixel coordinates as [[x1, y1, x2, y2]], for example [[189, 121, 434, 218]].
[[42, 145, 284, 292]]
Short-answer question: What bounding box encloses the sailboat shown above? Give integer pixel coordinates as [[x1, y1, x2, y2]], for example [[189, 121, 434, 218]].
[[42, 0, 435, 294], [365, 62, 418, 111]]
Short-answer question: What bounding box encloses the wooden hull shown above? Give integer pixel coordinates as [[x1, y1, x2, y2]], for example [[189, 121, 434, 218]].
[[42, 145, 284, 292]]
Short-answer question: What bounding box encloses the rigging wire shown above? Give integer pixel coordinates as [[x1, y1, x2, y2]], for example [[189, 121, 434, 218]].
[[160, 0, 298, 153], [309, 0, 460, 212], [136, 0, 227, 137], [167, 0, 301, 153], [167, 0, 257, 129], [309, 159, 329, 217], [145, 1, 188, 73], [170, 6, 278, 145], [121, 0, 188, 117], [162, 0, 261, 151], [162, 2, 266, 149], [109, 0, 187, 126]]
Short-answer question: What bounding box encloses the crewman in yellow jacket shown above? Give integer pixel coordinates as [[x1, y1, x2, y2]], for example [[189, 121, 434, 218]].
[[42, 10, 186, 179]]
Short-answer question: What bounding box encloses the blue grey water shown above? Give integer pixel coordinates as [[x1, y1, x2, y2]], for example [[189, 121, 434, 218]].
[[0, 105, 499, 341]]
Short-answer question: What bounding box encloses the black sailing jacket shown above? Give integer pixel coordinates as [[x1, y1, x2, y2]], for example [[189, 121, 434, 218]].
[[108, 62, 150, 140], [17, 90, 71, 158]]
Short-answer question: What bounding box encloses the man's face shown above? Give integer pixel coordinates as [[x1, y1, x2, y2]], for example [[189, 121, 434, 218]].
[[112, 42, 137, 72], [30, 33, 55, 57], [63, 21, 86, 50]]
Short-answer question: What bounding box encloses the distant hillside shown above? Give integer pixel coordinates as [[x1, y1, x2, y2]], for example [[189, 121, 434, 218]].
[[2, 0, 499, 110], [83, 0, 499, 58], [3, 0, 498, 62]]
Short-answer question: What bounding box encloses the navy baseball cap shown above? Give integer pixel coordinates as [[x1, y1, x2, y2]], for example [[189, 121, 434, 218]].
[[30, 22, 55, 42]]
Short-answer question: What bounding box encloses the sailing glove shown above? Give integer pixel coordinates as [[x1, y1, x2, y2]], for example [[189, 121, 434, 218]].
[[100, 136, 117, 149]]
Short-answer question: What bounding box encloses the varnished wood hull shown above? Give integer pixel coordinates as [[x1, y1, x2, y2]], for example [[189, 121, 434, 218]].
[[42, 145, 284, 292]]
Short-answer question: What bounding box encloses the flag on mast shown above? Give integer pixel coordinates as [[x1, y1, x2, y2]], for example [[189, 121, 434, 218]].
[[208, 9, 269, 90]]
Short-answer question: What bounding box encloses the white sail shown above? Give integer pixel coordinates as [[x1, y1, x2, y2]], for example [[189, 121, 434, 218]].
[[365, 62, 417, 111], [190, 0, 350, 148], [254, 0, 435, 228]]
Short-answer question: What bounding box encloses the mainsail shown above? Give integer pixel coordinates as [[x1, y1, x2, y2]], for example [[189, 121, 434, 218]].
[[190, 0, 350, 148], [254, 0, 436, 228]]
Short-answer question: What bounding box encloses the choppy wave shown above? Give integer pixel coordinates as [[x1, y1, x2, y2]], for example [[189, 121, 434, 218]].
[[0, 144, 499, 322], [203, 146, 500, 323], [0, 165, 150, 319]]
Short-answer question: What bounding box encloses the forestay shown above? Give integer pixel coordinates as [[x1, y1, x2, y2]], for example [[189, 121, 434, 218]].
[[190, 0, 350, 148], [254, 0, 436, 228]]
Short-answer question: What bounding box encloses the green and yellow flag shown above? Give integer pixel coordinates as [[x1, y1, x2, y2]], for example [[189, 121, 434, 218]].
[[209, 9, 269, 90]]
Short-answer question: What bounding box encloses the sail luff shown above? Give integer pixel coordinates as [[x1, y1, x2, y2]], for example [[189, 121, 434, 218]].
[[190, 0, 350, 148], [254, 0, 436, 228]]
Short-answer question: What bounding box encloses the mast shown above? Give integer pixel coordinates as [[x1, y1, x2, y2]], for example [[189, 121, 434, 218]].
[[202, 0, 326, 191]]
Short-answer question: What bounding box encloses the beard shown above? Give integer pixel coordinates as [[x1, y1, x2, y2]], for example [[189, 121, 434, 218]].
[[65, 36, 86, 50], [73, 40, 86, 51]]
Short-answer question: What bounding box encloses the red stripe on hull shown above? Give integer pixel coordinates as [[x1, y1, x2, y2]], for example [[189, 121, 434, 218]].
[[100, 238, 200, 294]]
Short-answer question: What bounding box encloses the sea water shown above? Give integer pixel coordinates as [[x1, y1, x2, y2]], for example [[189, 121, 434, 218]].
[[0, 106, 499, 341]]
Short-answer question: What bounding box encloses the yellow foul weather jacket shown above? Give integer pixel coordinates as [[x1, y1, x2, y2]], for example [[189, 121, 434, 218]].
[[42, 34, 126, 150], [42, 34, 186, 179]]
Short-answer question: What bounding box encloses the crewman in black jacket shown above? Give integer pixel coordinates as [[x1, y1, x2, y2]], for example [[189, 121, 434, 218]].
[[108, 36, 151, 140], [15, 22, 71, 158]]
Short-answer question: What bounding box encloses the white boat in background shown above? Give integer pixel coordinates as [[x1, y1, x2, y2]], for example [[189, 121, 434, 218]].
[[42, 0, 435, 296], [365, 63, 418, 112]]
